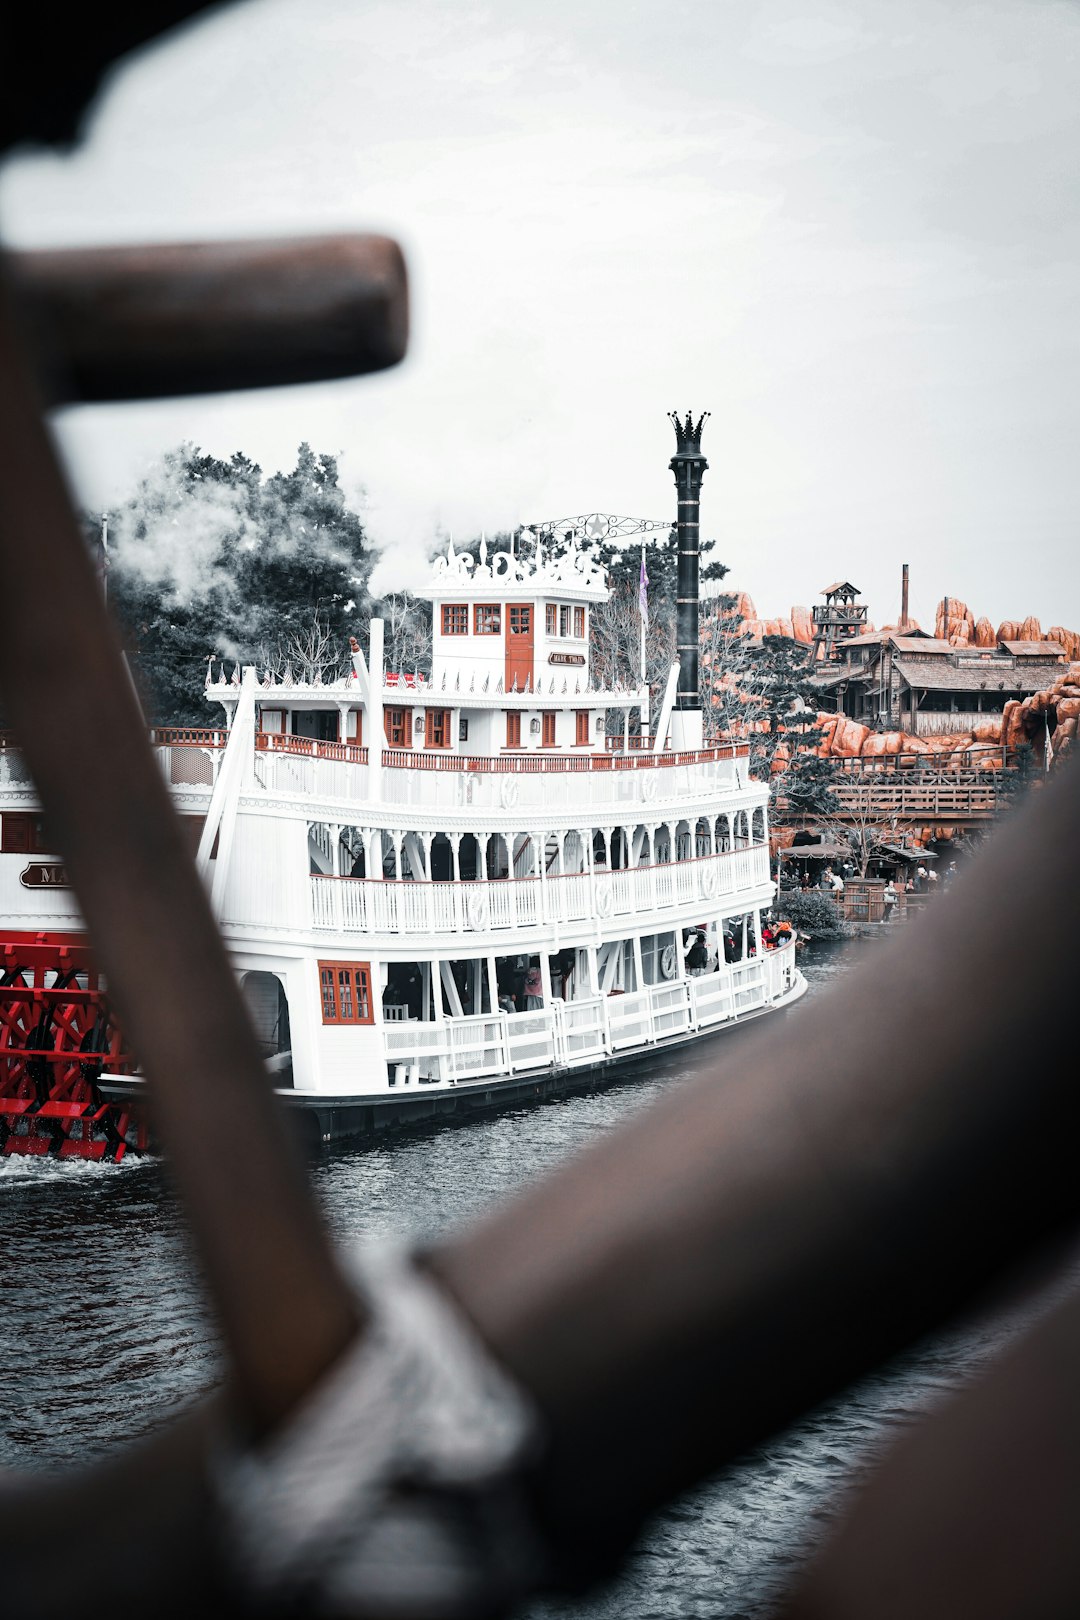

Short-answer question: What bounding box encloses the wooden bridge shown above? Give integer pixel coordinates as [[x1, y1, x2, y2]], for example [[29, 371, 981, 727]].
[[775, 754, 1019, 828]]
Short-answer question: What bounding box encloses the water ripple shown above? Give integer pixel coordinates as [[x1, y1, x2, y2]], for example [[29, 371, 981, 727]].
[[1, 938, 1069, 1616]]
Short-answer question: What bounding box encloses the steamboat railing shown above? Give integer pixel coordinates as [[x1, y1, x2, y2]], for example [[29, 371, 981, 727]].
[[310, 846, 772, 937], [133, 731, 753, 811], [379, 938, 798, 1085]]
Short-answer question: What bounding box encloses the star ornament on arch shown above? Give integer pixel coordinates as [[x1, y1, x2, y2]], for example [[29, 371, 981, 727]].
[[584, 515, 610, 541]]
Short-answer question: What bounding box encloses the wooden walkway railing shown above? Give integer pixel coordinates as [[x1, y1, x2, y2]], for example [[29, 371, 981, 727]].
[[776, 767, 1007, 824]]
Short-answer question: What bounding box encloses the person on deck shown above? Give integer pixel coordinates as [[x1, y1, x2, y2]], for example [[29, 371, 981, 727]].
[[523, 966, 543, 1010]]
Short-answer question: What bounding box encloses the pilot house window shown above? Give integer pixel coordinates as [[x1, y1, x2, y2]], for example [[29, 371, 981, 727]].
[[474, 604, 501, 635], [573, 606, 586, 638], [319, 961, 373, 1025], [442, 604, 468, 635]]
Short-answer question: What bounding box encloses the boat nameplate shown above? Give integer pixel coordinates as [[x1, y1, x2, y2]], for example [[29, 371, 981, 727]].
[[19, 862, 71, 889]]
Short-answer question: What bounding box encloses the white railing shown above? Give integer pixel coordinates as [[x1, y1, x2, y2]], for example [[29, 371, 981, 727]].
[[311, 846, 772, 936], [372, 938, 800, 1086], [246, 748, 747, 812], [381, 752, 745, 814], [141, 730, 751, 813]]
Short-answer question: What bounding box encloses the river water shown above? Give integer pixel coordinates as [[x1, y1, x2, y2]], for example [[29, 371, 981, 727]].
[[0, 937, 1068, 1616]]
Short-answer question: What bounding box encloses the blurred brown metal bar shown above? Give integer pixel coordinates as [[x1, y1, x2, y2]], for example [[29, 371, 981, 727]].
[[427, 754, 1080, 1592], [775, 1275, 1080, 1620], [0, 270, 361, 1434], [8, 234, 408, 402]]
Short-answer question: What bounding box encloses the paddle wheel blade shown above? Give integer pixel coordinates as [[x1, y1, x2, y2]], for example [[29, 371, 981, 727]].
[[0, 937, 137, 1159]]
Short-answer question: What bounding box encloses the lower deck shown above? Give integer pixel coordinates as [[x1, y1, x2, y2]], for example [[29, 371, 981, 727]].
[[102, 951, 806, 1144]]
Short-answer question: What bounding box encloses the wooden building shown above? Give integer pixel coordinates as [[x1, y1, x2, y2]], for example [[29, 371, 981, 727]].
[[811, 632, 1066, 737]]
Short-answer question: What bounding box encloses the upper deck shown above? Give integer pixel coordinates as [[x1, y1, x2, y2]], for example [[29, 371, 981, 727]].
[[147, 728, 755, 821]]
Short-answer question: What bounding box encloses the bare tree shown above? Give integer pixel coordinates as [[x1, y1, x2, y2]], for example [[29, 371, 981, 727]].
[[257, 609, 349, 684], [377, 589, 432, 677]]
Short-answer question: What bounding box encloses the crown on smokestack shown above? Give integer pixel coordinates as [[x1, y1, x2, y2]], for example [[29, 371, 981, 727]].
[[669, 410, 710, 454]]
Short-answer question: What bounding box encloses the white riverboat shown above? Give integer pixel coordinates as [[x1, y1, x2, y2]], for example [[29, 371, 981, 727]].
[[0, 532, 805, 1153], [0, 418, 805, 1153]]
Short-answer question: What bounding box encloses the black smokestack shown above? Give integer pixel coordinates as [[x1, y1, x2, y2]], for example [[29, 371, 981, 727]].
[[669, 410, 709, 711]]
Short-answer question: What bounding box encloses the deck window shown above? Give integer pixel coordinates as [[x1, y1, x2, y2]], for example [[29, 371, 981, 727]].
[[575, 710, 590, 746], [319, 961, 373, 1025], [442, 604, 468, 636], [426, 708, 451, 748], [542, 711, 556, 747], [474, 603, 501, 635], [506, 711, 522, 748], [0, 813, 50, 854], [384, 707, 412, 748]]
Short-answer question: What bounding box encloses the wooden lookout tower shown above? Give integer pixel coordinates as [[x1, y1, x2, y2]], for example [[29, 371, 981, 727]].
[[811, 581, 868, 663]]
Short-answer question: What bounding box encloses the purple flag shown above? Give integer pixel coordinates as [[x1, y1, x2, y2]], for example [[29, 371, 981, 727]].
[[639, 549, 649, 627]]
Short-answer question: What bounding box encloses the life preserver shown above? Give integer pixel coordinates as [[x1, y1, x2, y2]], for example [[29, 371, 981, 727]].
[[467, 892, 488, 930], [701, 863, 718, 899], [660, 943, 677, 979], [500, 775, 519, 810], [595, 884, 613, 919]]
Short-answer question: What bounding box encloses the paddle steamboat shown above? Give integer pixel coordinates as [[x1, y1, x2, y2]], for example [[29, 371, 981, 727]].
[[0, 416, 805, 1156]]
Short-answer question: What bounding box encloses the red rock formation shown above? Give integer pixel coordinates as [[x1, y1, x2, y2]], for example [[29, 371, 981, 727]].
[[790, 605, 814, 644], [973, 616, 996, 648], [1047, 626, 1080, 660], [935, 598, 975, 645]]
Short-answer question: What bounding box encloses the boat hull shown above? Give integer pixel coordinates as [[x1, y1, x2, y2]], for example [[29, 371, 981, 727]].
[[98, 971, 807, 1146]]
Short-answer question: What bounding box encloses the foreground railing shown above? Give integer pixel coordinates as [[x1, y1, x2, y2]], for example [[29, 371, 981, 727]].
[[311, 846, 772, 936], [378, 941, 798, 1086]]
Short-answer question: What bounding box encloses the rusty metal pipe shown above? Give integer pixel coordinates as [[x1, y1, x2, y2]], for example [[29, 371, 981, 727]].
[[8, 234, 408, 402]]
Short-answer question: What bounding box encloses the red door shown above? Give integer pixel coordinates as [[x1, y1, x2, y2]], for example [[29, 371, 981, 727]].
[[505, 605, 533, 692]]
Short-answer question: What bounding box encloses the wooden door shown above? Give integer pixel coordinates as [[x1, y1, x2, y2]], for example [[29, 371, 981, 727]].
[[505, 604, 533, 692]]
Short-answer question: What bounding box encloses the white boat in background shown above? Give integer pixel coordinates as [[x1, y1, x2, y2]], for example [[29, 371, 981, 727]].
[[0, 417, 805, 1154]]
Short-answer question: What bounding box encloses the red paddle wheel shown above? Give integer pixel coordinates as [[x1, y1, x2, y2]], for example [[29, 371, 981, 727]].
[[0, 935, 139, 1160]]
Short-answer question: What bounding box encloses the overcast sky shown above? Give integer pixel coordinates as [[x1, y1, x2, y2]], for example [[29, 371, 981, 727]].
[[2, 0, 1078, 632]]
